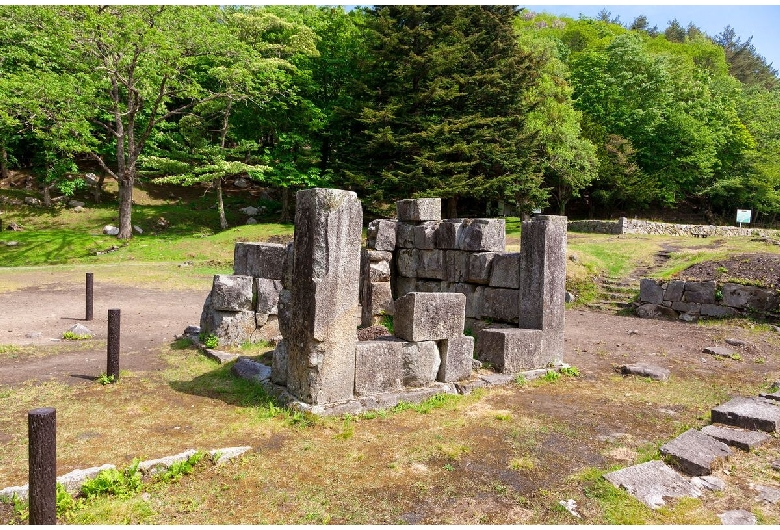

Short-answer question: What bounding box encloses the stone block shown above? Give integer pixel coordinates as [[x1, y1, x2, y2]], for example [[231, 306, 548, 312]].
[[711, 396, 780, 432], [620, 363, 670, 381], [254, 278, 283, 314], [394, 276, 416, 299], [437, 336, 474, 382], [396, 248, 417, 278], [369, 261, 391, 282], [414, 221, 439, 249], [447, 282, 481, 319], [444, 250, 469, 283], [277, 289, 292, 338], [354, 338, 404, 396], [366, 250, 393, 263], [722, 282, 779, 312], [368, 282, 393, 315], [604, 460, 702, 509], [476, 328, 544, 373], [467, 252, 496, 284], [396, 222, 416, 248], [659, 428, 731, 476], [489, 252, 521, 289], [200, 304, 257, 346], [211, 275, 254, 311], [636, 304, 678, 320], [683, 281, 716, 304], [366, 219, 397, 251], [394, 292, 466, 342], [700, 424, 772, 451], [232, 356, 272, 382], [671, 301, 701, 314], [719, 510, 756, 525], [482, 287, 519, 323], [397, 198, 441, 222], [663, 280, 685, 302], [415, 280, 441, 293], [700, 304, 737, 318], [282, 242, 294, 289], [286, 188, 362, 405], [437, 219, 463, 249], [639, 279, 664, 305], [233, 242, 287, 279], [402, 340, 440, 387], [458, 218, 505, 252], [417, 249, 444, 279]]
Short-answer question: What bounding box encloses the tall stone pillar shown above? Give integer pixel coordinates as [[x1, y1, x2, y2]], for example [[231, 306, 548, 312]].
[[518, 215, 567, 362], [286, 189, 363, 404]]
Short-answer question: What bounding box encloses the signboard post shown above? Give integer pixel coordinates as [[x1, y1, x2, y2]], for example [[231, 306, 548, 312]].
[[736, 209, 752, 228]]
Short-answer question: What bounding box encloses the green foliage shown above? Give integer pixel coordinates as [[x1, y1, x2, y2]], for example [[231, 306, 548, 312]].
[[379, 313, 394, 335], [514, 374, 528, 387], [81, 461, 143, 499], [56, 483, 80, 518], [542, 370, 561, 383], [96, 373, 117, 386], [157, 452, 205, 483], [199, 332, 219, 349], [63, 331, 92, 340], [560, 366, 580, 377]]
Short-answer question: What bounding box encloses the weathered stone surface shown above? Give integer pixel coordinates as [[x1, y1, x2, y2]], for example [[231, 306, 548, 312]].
[[369, 261, 391, 282], [67, 323, 93, 336], [455, 379, 487, 394], [394, 276, 416, 299], [282, 243, 294, 289], [636, 304, 678, 320], [437, 219, 463, 249], [437, 335, 474, 382], [718, 509, 757, 525], [231, 356, 272, 382], [759, 390, 780, 402], [663, 280, 685, 302], [722, 282, 779, 312], [397, 198, 441, 222], [396, 248, 417, 278], [467, 252, 496, 284], [754, 484, 780, 504], [659, 428, 731, 476], [479, 372, 516, 385], [711, 396, 780, 432], [444, 250, 469, 283], [683, 281, 716, 304], [354, 338, 404, 396], [200, 303, 257, 346], [366, 281, 393, 318], [138, 450, 198, 475], [476, 328, 544, 373], [725, 337, 748, 347], [458, 218, 505, 252], [211, 275, 254, 311], [700, 424, 772, 451], [703, 346, 735, 358], [286, 188, 362, 405], [394, 292, 466, 342], [233, 242, 287, 279], [671, 301, 701, 314], [366, 219, 397, 251], [604, 460, 701, 509], [203, 348, 238, 364], [640, 279, 664, 304], [620, 363, 670, 381], [447, 282, 480, 319], [690, 475, 725, 492], [0, 484, 28, 501], [415, 280, 441, 293], [255, 278, 283, 315], [269, 341, 288, 385], [489, 253, 521, 289], [417, 249, 444, 280], [700, 304, 738, 318], [209, 446, 252, 465], [402, 340, 440, 387], [276, 289, 292, 338], [366, 250, 393, 263], [482, 287, 519, 323], [413, 221, 439, 249], [396, 222, 416, 248]]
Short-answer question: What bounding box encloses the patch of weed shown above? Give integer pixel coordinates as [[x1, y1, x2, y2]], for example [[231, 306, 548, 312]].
[[157, 452, 205, 484], [542, 370, 561, 383], [560, 366, 580, 377], [379, 313, 394, 335], [509, 456, 535, 471], [199, 332, 219, 349], [96, 373, 117, 385], [63, 331, 92, 340], [81, 460, 142, 499], [514, 374, 528, 386]]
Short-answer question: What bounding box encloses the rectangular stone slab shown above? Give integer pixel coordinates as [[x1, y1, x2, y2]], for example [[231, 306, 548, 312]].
[[394, 292, 466, 342], [659, 428, 731, 476], [476, 328, 543, 373], [354, 339, 404, 396], [366, 219, 397, 251], [437, 335, 474, 382], [711, 397, 780, 432], [700, 424, 772, 451], [233, 242, 287, 279], [604, 460, 702, 509], [396, 198, 441, 222]]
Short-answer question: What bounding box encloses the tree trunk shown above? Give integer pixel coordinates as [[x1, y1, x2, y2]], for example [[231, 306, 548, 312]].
[[217, 177, 228, 230], [117, 174, 134, 239], [43, 184, 52, 208], [0, 146, 8, 180], [446, 196, 458, 219], [559, 198, 567, 216], [93, 174, 106, 204], [280, 187, 291, 223]]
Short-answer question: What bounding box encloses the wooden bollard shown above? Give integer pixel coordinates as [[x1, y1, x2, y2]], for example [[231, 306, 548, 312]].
[[86, 273, 94, 321], [28, 407, 56, 525], [107, 309, 120, 382]]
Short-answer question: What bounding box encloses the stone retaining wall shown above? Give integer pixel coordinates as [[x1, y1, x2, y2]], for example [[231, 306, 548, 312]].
[[569, 217, 773, 238], [637, 278, 780, 322]]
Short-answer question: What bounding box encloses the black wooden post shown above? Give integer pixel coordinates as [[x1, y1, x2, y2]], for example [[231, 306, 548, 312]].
[[107, 309, 120, 382], [85, 273, 94, 321], [28, 407, 56, 525]]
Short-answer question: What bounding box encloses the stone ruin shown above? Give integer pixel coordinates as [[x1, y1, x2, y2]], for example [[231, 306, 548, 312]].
[[198, 189, 567, 414]]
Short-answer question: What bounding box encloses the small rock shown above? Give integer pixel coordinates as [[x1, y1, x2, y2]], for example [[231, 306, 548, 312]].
[[66, 324, 93, 336], [558, 499, 580, 518], [25, 332, 42, 339], [209, 446, 252, 465], [772, 325, 780, 333], [183, 325, 201, 336], [725, 338, 747, 347], [679, 313, 697, 322], [102, 225, 119, 236], [620, 363, 670, 382], [24, 196, 41, 206], [719, 509, 756, 525], [239, 206, 259, 216], [246, 217, 258, 225], [753, 484, 780, 504], [178, 261, 193, 268], [6, 222, 22, 231], [471, 358, 482, 371], [628, 330, 639, 335], [690, 475, 726, 492], [234, 177, 249, 188], [133, 225, 143, 235], [771, 461, 780, 472], [156, 217, 169, 229], [68, 200, 85, 208], [5, 241, 18, 247], [568, 254, 578, 262], [565, 291, 575, 303], [73, 206, 84, 213], [703, 346, 734, 358]]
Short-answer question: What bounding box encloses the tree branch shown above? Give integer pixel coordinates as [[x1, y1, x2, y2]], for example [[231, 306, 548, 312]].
[[88, 152, 119, 181]]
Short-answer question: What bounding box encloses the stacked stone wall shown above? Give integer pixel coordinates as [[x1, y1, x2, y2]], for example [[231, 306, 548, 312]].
[[569, 217, 774, 238]]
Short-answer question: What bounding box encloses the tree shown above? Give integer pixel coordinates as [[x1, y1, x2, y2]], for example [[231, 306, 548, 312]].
[[664, 19, 686, 43], [714, 26, 778, 89]]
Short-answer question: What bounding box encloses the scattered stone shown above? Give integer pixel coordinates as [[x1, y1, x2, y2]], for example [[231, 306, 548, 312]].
[[156, 217, 169, 229], [700, 424, 772, 451], [619, 363, 670, 382], [209, 446, 252, 465], [725, 338, 748, 347], [179, 261, 193, 268], [690, 475, 725, 492], [5, 240, 18, 247], [68, 200, 85, 208], [753, 484, 780, 504], [73, 205, 84, 212], [772, 461, 780, 472], [604, 460, 701, 509], [479, 372, 515, 386], [703, 346, 735, 358], [102, 224, 119, 235], [183, 325, 200, 336], [24, 196, 41, 206], [240, 206, 259, 216], [558, 499, 580, 518], [6, 222, 22, 231], [205, 348, 239, 364], [25, 331, 42, 339], [231, 356, 271, 382], [659, 428, 731, 476], [635, 303, 678, 320], [711, 396, 780, 432], [138, 449, 198, 475], [471, 358, 482, 371], [133, 225, 143, 235], [233, 177, 249, 188], [67, 323, 93, 336], [246, 217, 258, 225], [0, 484, 29, 501], [679, 313, 697, 322], [718, 509, 756, 525], [565, 291, 575, 303]]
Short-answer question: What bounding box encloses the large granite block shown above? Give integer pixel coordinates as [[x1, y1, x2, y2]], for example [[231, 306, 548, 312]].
[[255, 278, 283, 315], [234, 242, 287, 279], [437, 219, 463, 249], [489, 252, 521, 289], [663, 280, 685, 302], [683, 281, 716, 304], [396, 222, 416, 248], [271, 341, 288, 385], [367, 219, 397, 251], [476, 328, 543, 373], [711, 396, 780, 432], [458, 218, 505, 252], [414, 221, 439, 249], [604, 460, 702, 509], [415, 280, 441, 293], [211, 275, 254, 312], [640, 279, 664, 305], [397, 198, 441, 222], [402, 340, 440, 387], [369, 261, 391, 282], [417, 249, 444, 280], [722, 283, 779, 311], [286, 188, 362, 405], [467, 252, 496, 284], [282, 242, 294, 289], [482, 287, 519, 323], [277, 288, 292, 338], [437, 336, 474, 382], [366, 250, 393, 263], [394, 292, 466, 342], [447, 282, 481, 319], [700, 424, 772, 451], [396, 248, 417, 278], [444, 250, 469, 283], [199, 306, 257, 346], [659, 428, 731, 476], [354, 339, 404, 396], [394, 276, 416, 299]]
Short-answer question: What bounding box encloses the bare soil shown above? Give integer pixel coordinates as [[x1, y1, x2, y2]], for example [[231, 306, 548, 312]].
[[679, 252, 780, 288]]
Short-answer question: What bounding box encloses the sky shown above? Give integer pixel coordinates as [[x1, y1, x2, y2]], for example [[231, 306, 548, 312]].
[[522, 4, 780, 69]]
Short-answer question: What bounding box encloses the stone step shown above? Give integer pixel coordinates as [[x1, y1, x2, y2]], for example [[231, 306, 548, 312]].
[[700, 424, 773, 451], [659, 429, 731, 476], [711, 396, 780, 432], [604, 460, 702, 509], [603, 285, 637, 294]]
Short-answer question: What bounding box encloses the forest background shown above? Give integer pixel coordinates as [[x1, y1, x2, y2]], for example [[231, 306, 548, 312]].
[[1, 5, 779, 238]]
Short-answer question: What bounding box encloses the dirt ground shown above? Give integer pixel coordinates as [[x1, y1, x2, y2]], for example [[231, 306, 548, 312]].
[[680, 252, 780, 288]]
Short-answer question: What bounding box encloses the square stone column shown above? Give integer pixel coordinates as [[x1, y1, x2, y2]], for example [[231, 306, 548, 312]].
[[286, 188, 363, 404]]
